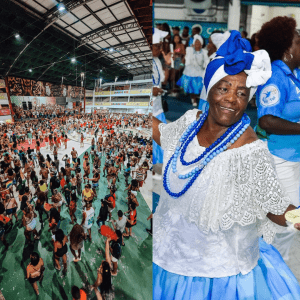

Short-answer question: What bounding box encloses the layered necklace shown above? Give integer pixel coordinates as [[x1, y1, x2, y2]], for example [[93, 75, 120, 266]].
[[163, 111, 250, 198]]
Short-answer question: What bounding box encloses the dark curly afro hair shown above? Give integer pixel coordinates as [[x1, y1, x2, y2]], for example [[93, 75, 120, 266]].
[[257, 16, 296, 62]]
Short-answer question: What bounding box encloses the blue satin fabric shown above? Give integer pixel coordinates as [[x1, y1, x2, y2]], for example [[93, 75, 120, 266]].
[[177, 75, 203, 95], [153, 238, 300, 300], [153, 112, 166, 165]]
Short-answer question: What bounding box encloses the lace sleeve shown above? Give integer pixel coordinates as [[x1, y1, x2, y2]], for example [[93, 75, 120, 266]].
[[221, 145, 291, 244], [158, 109, 199, 152], [250, 147, 292, 243]]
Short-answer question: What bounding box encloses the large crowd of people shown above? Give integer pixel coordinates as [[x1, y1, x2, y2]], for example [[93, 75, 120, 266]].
[[0, 106, 152, 299]]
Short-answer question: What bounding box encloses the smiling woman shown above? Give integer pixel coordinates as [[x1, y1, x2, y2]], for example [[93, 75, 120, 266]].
[[152, 31, 300, 299]]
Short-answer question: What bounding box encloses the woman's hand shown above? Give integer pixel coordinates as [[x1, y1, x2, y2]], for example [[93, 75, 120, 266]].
[[152, 87, 164, 97], [162, 51, 173, 66], [294, 223, 300, 230]]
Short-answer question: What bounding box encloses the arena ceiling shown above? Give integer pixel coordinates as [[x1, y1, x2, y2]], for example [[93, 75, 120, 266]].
[[0, 0, 152, 89]]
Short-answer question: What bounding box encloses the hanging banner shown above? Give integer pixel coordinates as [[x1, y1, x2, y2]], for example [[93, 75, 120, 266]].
[[130, 89, 151, 95], [0, 93, 8, 100], [95, 89, 151, 96], [0, 80, 5, 89], [86, 90, 93, 97], [0, 108, 11, 116], [94, 102, 149, 107], [7, 76, 84, 98]]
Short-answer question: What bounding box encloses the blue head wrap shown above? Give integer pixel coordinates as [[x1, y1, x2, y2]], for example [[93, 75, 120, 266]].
[[204, 30, 272, 101]]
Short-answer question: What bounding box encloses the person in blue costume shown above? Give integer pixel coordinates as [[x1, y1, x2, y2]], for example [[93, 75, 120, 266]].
[[256, 16, 300, 263], [152, 30, 300, 300], [152, 28, 172, 166], [177, 35, 209, 107]]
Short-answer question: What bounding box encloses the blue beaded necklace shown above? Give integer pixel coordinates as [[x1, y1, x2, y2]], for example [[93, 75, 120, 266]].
[[152, 59, 160, 86], [163, 112, 250, 198]]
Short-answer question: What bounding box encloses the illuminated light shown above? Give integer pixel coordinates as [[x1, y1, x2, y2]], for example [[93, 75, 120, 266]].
[[58, 4, 66, 11], [128, 64, 131, 68], [29, 69, 32, 72], [71, 58, 76, 63], [109, 48, 114, 52], [15, 33, 20, 38]]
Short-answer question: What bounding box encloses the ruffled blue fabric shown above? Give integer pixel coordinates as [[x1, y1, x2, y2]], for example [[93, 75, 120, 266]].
[[204, 30, 253, 92], [153, 238, 300, 300], [177, 75, 203, 95], [153, 112, 166, 165]]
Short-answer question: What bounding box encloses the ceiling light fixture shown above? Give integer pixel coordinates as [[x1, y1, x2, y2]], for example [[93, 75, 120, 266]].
[[109, 48, 114, 52], [29, 69, 32, 72], [58, 4, 66, 11], [71, 58, 76, 63], [15, 33, 20, 38], [128, 64, 131, 68]]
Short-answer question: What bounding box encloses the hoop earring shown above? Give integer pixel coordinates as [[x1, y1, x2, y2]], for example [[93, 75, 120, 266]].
[[290, 53, 294, 60], [284, 56, 288, 62]]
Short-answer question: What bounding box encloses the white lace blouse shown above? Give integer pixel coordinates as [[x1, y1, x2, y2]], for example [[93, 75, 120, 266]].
[[153, 109, 291, 277]]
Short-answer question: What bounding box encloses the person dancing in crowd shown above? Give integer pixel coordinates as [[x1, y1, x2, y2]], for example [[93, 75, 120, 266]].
[[26, 252, 45, 296], [177, 35, 209, 107], [70, 224, 85, 262], [53, 229, 68, 275]]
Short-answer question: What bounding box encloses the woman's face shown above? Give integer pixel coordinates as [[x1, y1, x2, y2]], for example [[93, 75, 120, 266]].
[[194, 40, 202, 51], [207, 72, 250, 127], [207, 37, 217, 56], [288, 31, 300, 68], [174, 35, 180, 44]]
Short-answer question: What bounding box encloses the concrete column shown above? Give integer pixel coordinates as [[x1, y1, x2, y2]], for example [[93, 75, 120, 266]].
[[228, 0, 241, 31]]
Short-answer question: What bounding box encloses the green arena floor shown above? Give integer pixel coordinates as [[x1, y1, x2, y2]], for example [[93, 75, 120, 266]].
[[0, 147, 152, 300]]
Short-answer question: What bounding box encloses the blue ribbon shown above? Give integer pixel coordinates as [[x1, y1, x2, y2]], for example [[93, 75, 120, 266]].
[[217, 30, 252, 57]]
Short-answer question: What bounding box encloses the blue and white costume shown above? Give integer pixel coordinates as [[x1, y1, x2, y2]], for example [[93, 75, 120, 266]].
[[153, 28, 168, 165], [257, 60, 300, 261], [153, 31, 300, 300], [177, 35, 209, 96]]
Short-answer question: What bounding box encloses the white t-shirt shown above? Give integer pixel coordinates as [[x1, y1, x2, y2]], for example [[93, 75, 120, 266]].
[[83, 207, 95, 229], [115, 216, 127, 233]]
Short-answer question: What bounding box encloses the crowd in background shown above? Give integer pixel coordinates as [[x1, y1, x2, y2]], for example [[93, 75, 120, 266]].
[[0, 105, 152, 299], [155, 22, 258, 107]]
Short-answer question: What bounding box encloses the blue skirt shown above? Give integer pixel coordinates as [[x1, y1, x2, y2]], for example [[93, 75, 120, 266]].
[[153, 238, 300, 300], [153, 112, 166, 165], [177, 75, 203, 95]]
